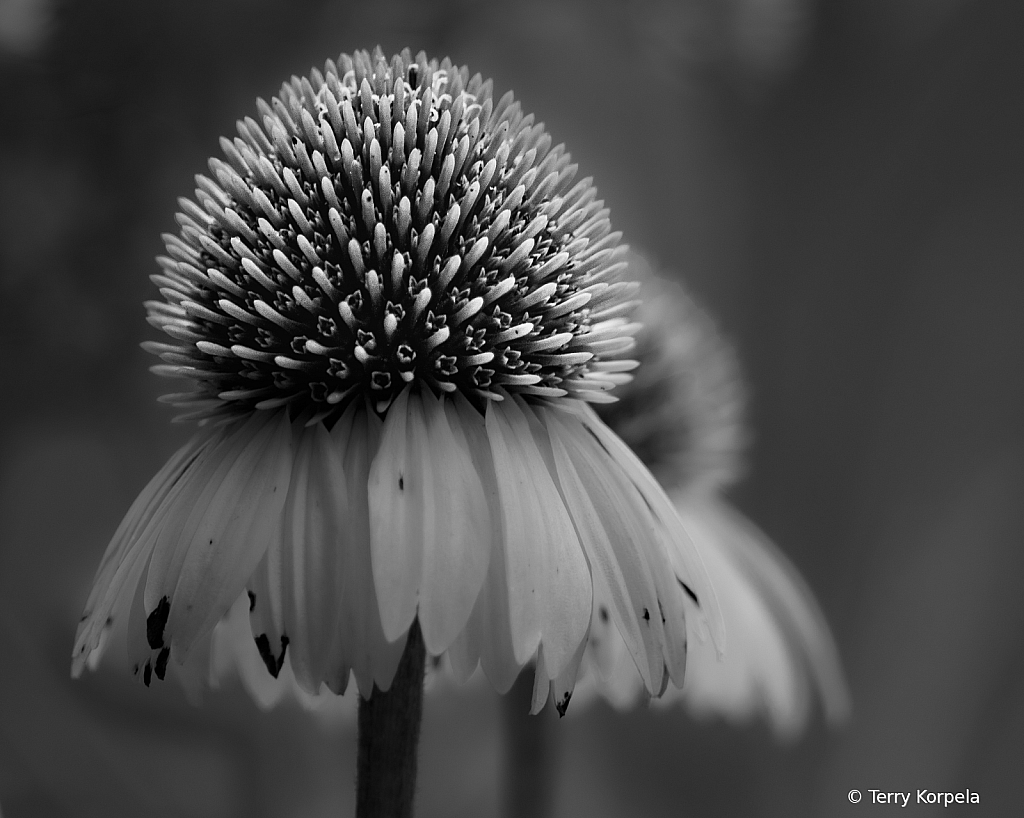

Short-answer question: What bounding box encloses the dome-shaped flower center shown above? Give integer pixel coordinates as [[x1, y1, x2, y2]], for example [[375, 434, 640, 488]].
[[150, 49, 636, 422]]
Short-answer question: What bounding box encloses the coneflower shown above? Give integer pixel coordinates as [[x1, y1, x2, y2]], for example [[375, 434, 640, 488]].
[[71, 48, 723, 816], [576, 252, 851, 738]]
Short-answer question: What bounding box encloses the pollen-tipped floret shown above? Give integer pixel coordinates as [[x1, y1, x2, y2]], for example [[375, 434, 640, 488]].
[[148, 47, 635, 424]]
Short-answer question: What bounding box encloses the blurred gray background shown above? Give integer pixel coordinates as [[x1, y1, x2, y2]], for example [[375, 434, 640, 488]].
[[1, 0, 1022, 815]]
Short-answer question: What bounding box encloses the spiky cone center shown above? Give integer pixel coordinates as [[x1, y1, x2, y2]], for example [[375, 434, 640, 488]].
[[149, 48, 636, 426]]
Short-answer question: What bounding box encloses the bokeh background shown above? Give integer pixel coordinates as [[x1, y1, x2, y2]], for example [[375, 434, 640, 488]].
[[1, 0, 1022, 815]]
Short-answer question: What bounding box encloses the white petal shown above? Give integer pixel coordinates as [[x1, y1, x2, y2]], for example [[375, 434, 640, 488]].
[[335, 400, 407, 694], [550, 406, 694, 689], [164, 409, 296, 657], [143, 412, 274, 620], [367, 386, 422, 641], [549, 631, 589, 717], [485, 395, 591, 678], [277, 423, 345, 692], [416, 390, 491, 653], [542, 407, 662, 691], [72, 431, 211, 675], [446, 393, 520, 692], [571, 401, 726, 654], [530, 631, 589, 717]]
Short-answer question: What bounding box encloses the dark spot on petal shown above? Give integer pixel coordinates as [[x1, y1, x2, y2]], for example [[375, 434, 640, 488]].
[[658, 600, 666, 624], [598, 605, 609, 624], [154, 647, 170, 681], [146, 596, 170, 650], [677, 579, 699, 607], [555, 691, 572, 718], [398, 474, 404, 490], [254, 633, 290, 678], [642, 607, 650, 622], [143, 660, 153, 687], [132, 663, 139, 676], [248, 590, 256, 611]]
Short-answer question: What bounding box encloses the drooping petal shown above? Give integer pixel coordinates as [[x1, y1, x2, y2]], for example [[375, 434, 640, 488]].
[[541, 406, 663, 692], [445, 393, 521, 692], [334, 401, 407, 695], [133, 411, 274, 676], [148, 409, 295, 661], [185, 411, 295, 652], [71, 431, 211, 676], [415, 390, 492, 654], [142, 412, 276, 621], [261, 421, 347, 692], [571, 401, 726, 655], [485, 395, 592, 678], [367, 386, 422, 642], [530, 630, 590, 717], [550, 404, 695, 690]]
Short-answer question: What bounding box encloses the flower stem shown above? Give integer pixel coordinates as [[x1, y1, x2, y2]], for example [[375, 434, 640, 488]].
[[501, 666, 557, 818], [356, 619, 426, 818]]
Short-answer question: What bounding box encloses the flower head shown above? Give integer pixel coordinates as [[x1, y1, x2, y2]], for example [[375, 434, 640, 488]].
[[72, 49, 724, 709]]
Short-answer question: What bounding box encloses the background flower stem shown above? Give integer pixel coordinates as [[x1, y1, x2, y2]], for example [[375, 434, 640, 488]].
[[501, 667, 558, 818], [356, 620, 426, 818]]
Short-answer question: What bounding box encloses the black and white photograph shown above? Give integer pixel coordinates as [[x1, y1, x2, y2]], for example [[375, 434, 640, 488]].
[[0, 1, 1021, 816]]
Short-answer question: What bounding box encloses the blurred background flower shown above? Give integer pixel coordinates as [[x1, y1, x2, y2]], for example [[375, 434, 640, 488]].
[[569, 252, 851, 739], [1, 1, 1022, 816]]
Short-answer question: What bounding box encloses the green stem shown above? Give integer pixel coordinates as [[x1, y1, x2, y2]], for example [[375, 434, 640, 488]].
[[501, 666, 558, 818], [356, 619, 426, 818]]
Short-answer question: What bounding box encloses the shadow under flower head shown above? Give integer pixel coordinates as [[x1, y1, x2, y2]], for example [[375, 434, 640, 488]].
[[570, 252, 852, 738], [71, 49, 725, 708]]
